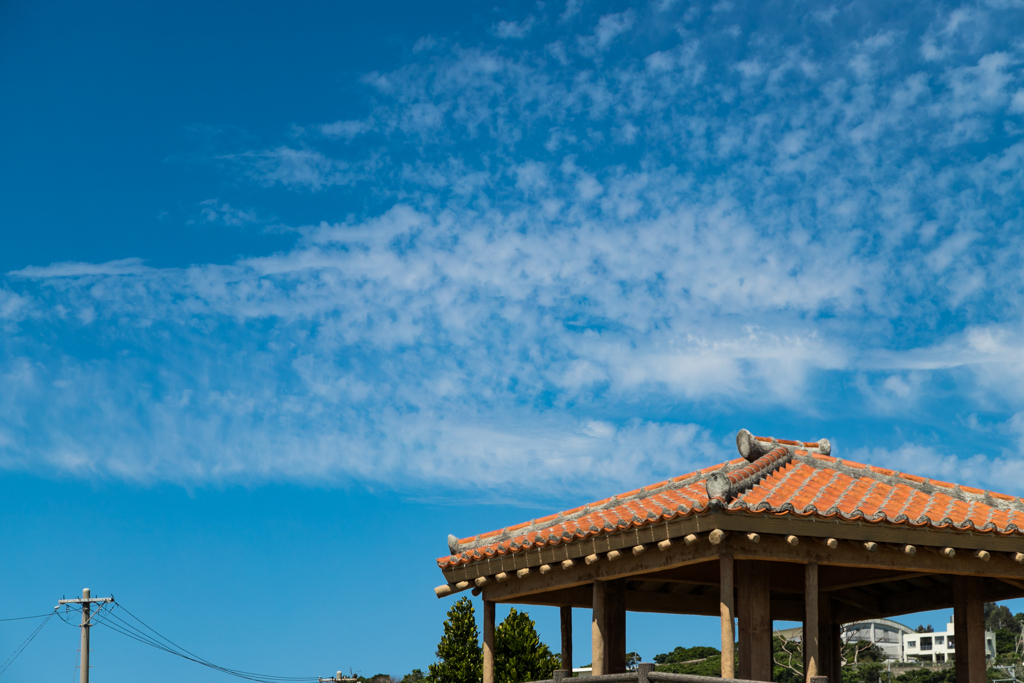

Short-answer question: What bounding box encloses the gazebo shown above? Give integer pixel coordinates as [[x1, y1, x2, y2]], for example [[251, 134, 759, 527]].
[[433, 430, 1024, 683]]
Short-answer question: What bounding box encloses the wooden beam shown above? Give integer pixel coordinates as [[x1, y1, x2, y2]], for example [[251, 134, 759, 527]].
[[820, 569, 932, 593], [999, 577, 1024, 592], [560, 606, 572, 671], [830, 576, 1024, 623], [499, 583, 803, 621], [482, 536, 719, 602], [442, 511, 1024, 583], [953, 576, 985, 683], [723, 534, 1024, 581], [720, 555, 736, 679], [804, 562, 820, 682], [829, 587, 883, 615]]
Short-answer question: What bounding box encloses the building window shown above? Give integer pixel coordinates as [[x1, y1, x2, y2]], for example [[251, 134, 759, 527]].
[[935, 636, 943, 644], [936, 654, 945, 662], [948, 636, 955, 649], [907, 641, 916, 648], [921, 637, 933, 651]]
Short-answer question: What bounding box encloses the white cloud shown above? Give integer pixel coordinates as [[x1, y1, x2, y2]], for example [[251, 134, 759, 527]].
[[493, 17, 535, 39], [320, 119, 374, 139], [0, 288, 30, 320], [1010, 89, 1024, 113], [6, 0, 1024, 489], [578, 10, 635, 55], [226, 147, 362, 191], [196, 200, 258, 227], [9, 258, 149, 278]]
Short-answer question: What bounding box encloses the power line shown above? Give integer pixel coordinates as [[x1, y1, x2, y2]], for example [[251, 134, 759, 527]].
[[0, 610, 56, 677], [86, 600, 321, 683], [0, 613, 56, 623]]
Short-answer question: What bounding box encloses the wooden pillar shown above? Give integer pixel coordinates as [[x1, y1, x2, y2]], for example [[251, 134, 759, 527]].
[[483, 600, 495, 683], [737, 560, 772, 681], [804, 562, 820, 682], [607, 580, 627, 674], [953, 576, 986, 683], [560, 606, 573, 672], [720, 554, 736, 679], [592, 581, 607, 676], [592, 580, 626, 675], [815, 593, 833, 683], [830, 623, 841, 683]]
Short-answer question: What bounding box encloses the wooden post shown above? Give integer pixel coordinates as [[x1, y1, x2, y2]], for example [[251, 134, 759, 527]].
[[737, 560, 772, 681], [804, 562, 820, 682], [560, 606, 573, 672], [592, 581, 607, 676], [483, 600, 495, 683], [720, 554, 736, 679], [953, 576, 986, 683], [816, 593, 833, 683], [830, 623, 841, 683], [737, 561, 752, 680], [592, 579, 626, 675], [608, 580, 627, 674]]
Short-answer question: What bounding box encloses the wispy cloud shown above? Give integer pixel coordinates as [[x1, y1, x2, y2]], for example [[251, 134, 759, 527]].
[[10, 258, 150, 278], [4, 0, 1024, 491]]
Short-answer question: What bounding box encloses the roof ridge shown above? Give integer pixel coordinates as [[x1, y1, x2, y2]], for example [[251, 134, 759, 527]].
[[446, 458, 748, 555]]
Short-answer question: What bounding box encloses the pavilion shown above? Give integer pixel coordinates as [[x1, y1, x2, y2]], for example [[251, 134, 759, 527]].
[[433, 430, 1024, 683]]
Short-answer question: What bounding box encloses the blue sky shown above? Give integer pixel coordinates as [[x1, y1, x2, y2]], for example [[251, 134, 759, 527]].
[[3, 0, 1024, 679]]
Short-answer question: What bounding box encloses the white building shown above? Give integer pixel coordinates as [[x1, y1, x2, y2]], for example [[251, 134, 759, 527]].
[[777, 618, 915, 662], [842, 619, 915, 661], [901, 617, 996, 663]]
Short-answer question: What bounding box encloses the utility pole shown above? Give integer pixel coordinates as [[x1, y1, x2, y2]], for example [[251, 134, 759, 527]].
[[58, 588, 114, 683]]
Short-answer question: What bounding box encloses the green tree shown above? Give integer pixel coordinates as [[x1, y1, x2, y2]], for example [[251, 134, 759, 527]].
[[841, 661, 883, 683], [429, 597, 483, 683], [772, 635, 803, 683], [842, 640, 885, 664], [986, 603, 1020, 633], [403, 670, 427, 683], [893, 668, 956, 683], [494, 608, 560, 683]]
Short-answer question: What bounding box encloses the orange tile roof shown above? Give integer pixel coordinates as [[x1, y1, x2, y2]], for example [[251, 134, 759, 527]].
[[436, 431, 1024, 570]]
